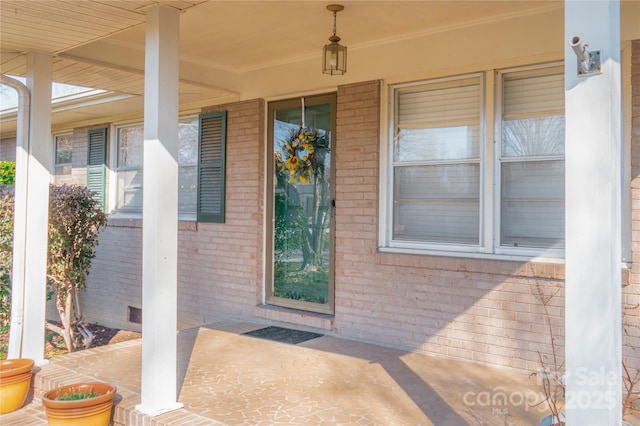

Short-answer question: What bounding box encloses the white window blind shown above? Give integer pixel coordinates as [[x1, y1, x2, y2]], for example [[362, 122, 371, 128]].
[[499, 68, 565, 249], [398, 78, 481, 125], [114, 117, 199, 217], [394, 164, 480, 243], [503, 72, 564, 118], [393, 76, 482, 245]]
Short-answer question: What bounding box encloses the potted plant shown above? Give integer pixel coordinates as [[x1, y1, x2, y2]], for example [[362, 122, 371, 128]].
[[42, 381, 117, 426], [0, 358, 34, 413]]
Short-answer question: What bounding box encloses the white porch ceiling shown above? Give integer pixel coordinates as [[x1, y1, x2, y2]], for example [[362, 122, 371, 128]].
[[1, 0, 639, 137]]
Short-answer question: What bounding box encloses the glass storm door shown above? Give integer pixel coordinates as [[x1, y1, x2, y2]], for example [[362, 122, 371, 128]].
[[267, 94, 336, 314]]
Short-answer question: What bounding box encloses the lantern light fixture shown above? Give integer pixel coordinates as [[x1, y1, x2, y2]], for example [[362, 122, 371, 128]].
[[322, 4, 347, 75]]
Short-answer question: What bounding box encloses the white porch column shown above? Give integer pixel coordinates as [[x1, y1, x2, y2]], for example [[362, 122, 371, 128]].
[[135, 5, 183, 416], [8, 52, 52, 363], [565, 1, 622, 425], [3, 74, 30, 360]]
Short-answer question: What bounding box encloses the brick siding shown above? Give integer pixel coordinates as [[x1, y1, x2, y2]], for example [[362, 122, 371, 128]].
[[332, 80, 565, 372], [625, 39, 640, 368], [0, 137, 16, 162], [79, 44, 640, 374], [83, 100, 264, 331]]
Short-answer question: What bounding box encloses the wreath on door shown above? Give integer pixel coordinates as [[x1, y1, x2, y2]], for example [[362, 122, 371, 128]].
[[281, 127, 321, 184]]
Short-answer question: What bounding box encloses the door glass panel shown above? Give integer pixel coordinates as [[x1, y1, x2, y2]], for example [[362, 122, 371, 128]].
[[272, 102, 332, 308]]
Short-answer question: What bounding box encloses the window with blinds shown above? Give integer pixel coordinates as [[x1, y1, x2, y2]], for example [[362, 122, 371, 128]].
[[499, 67, 565, 249], [386, 63, 565, 258], [392, 75, 482, 245], [112, 116, 200, 219]]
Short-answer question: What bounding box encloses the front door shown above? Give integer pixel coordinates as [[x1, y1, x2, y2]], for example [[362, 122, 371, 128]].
[[266, 94, 336, 314]]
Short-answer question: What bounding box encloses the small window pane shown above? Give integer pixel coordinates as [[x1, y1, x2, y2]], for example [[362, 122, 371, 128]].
[[503, 72, 564, 117], [116, 169, 143, 212], [54, 134, 72, 175], [502, 116, 565, 157], [179, 165, 197, 214], [397, 78, 480, 124], [117, 127, 144, 168], [179, 117, 198, 166], [55, 135, 72, 165], [393, 164, 480, 244], [501, 161, 565, 249], [395, 125, 480, 162]]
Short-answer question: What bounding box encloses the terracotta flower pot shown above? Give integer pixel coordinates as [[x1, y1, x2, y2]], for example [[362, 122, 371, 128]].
[[42, 382, 117, 426], [0, 358, 34, 414]]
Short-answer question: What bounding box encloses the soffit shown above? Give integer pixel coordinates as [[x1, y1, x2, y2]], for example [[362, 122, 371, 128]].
[[104, 1, 564, 73], [4, 0, 638, 138], [2, 1, 564, 77], [0, 0, 205, 54]]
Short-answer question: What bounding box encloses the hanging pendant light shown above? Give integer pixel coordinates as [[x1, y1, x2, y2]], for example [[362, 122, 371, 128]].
[[322, 4, 347, 75]]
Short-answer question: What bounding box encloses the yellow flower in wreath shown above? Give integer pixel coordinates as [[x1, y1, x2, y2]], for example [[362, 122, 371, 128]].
[[280, 127, 323, 184], [286, 156, 299, 168]]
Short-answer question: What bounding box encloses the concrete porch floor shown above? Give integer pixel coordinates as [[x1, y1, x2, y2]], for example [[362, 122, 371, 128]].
[[2, 320, 639, 425]]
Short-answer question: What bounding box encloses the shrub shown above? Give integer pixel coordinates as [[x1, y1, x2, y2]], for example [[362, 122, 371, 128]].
[[0, 186, 14, 335], [0, 184, 107, 353], [46, 184, 107, 351], [0, 161, 15, 186]]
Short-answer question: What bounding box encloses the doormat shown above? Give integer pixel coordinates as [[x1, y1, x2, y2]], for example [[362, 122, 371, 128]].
[[242, 326, 323, 345]]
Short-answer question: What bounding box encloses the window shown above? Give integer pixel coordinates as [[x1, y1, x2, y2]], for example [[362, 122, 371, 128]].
[[54, 133, 73, 175], [391, 74, 483, 247], [385, 64, 564, 259], [497, 67, 565, 250], [115, 124, 144, 213], [113, 116, 200, 218]]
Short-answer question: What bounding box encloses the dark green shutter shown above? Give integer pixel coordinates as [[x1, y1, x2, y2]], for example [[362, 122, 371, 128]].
[[197, 112, 227, 223], [87, 128, 107, 210]]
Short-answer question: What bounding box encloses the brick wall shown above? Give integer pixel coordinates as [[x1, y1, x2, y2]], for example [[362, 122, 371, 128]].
[[81, 219, 143, 330], [624, 39, 640, 369], [80, 44, 640, 374], [83, 100, 264, 331], [180, 99, 265, 326], [0, 137, 16, 161], [332, 80, 565, 372]]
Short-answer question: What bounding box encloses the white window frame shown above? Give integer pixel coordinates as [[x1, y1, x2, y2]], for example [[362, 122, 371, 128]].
[[108, 115, 199, 221], [112, 122, 144, 216], [381, 63, 565, 262], [53, 132, 73, 176], [494, 63, 565, 259], [384, 72, 487, 256]]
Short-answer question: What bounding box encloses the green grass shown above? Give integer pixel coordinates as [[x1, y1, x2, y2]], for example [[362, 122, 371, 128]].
[[274, 261, 328, 304], [56, 392, 100, 401]]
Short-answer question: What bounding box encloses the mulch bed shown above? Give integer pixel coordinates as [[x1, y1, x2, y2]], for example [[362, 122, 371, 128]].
[[0, 323, 141, 359]]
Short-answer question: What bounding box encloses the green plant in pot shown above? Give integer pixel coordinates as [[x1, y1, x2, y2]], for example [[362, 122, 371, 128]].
[[42, 382, 117, 426]]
